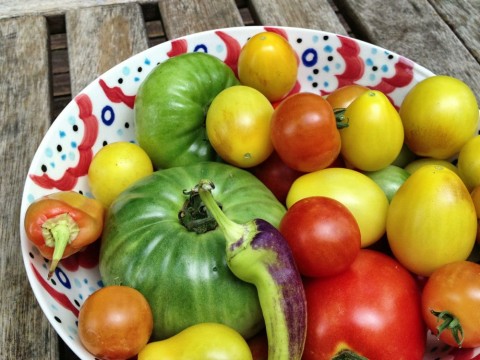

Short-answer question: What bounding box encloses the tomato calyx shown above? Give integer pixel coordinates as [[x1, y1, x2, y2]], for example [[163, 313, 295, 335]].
[[332, 349, 369, 360], [333, 108, 349, 129], [431, 309, 464, 347], [179, 187, 223, 234]]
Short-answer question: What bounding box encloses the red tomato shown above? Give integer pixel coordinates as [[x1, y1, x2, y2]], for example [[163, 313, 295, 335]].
[[421, 260, 480, 348], [279, 196, 361, 277], [270, 92, 341, 172], [303, 249, 426, 360], [249, 151, 304, 204], [78, 285, 153, 359]]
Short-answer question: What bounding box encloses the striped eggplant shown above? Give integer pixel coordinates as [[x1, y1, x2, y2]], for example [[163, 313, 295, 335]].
[[196, 179, 307, 360]]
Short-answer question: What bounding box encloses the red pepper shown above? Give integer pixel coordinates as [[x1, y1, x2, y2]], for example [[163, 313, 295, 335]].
[[24, 191, 105, 279]]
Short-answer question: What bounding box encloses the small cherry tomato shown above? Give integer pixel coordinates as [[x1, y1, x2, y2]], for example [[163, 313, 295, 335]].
[[78, 285, 153, 359], [88, 141, 153, 208], [206, 85, 274, 168], [279, 196, 361, 277], [249, 151, 304, 204], [238, 31, 298, 102], [270, 92, 341, 172], [399, 75, 478, 159], [340, 90, 404, 171], [325, 84, 369, 110], [422, 260, 480, 348]]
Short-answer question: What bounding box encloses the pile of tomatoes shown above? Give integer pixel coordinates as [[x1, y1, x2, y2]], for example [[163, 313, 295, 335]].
[[78, 31, 480, 359]]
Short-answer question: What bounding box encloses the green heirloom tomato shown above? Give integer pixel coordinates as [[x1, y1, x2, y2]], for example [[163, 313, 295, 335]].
[[364, 165, 410, 202], [134, 52, 239, 169], [99, 162, 286, 340]]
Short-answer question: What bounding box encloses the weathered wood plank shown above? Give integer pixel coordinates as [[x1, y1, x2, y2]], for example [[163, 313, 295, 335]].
[[248, 0, 349, 35], [0, 15, 59, 360], [429, 0, 480, 64], [335, 0, 480, 100], [158, 0, 244, 39], [66, 3, 149, 96]]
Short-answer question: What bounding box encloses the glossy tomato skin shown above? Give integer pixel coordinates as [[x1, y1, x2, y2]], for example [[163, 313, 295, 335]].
[[472, 186, 480, 243], [399, 75, 478, 159], [340, 90, 404, 171], [279, 196, 361, 277], [270, 92, 341, 172], [78, 285, 153, 360], [387, 165, 477, 276], [303, 249, 426, 360], [249, 151, 304, 204], [325, 84, 369, 110], [206, 85, 274, 168], [287, 168, 389, 248], [422, 261, 480, 348], [237, 31, 298, 102]]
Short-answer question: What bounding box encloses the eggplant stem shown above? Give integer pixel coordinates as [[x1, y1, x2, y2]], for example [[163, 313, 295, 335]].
[[431, 309, 464, 347]]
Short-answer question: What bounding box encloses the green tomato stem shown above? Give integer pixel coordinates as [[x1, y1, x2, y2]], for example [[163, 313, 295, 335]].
[[431, 309, 464, 347], [333, 108, 349, 129], [332, 349, 369, 360]]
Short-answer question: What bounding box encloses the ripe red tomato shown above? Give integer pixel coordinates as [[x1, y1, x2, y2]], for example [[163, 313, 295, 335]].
[[421, 260, 480, 348], [279, 196, 361, 277], [270, 92, 341, 172], [78, 285, 153, 359], [249, 151, 304, 204], [303, 249, 426, 360]]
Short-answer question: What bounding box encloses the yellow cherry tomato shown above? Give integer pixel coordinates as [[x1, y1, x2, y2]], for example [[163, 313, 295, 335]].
[[399, 75, 478, 159], [457, 135, 480, 191], [340, 90, 404, 171], [138, 323, 253, 360], [286, 167, 389, 247], [404, 158, 459, 176], [387, 165, 477, 276], [206, 85, 274, 168], [88, 141, 153, 207], [237, 31, 298, 102]]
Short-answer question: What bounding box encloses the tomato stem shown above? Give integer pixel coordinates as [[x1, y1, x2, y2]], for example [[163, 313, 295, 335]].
[[332, 349, 369, 360], [431, 309, 464, 347], [333, 108, 349, 129]]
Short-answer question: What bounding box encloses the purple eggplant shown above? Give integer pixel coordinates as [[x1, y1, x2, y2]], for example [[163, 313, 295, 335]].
[[194, 179, 307, 360]]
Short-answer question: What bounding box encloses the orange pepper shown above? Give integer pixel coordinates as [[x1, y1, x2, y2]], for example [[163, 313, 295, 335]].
[[24, 191, 105, 278]]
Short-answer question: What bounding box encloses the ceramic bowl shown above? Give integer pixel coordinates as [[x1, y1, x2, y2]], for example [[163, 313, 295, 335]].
[[20, 26, 479, 359]]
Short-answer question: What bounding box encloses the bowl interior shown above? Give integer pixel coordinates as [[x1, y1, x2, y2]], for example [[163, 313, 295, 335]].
[[22, 26, 471, 360]]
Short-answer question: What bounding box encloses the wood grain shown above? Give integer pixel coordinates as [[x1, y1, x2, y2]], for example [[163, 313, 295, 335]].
[[158, 0, 244, 39], [66, 3, 149, 96], [335, 0, 480, 100], [0, 15, 59, 360], [249, 0, 348, 35]]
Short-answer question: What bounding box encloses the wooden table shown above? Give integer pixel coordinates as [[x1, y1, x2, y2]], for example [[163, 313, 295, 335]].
[[1, 0, 479, 359]]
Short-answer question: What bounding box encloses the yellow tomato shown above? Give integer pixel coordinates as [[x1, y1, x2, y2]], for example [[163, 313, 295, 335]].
[[399, 75, 478, 159], [404, 158, 459, 175], [457, 135, 480, 191], [206, 85, 274, 168], [237, 31, 298, 102], [340, 90, 404, 171], [472, 186, 480, 243], [286, 167, 389, 247], [387, 165, 477, 276], [88, 141, 153, 207], [138, 323, 253, 360]]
